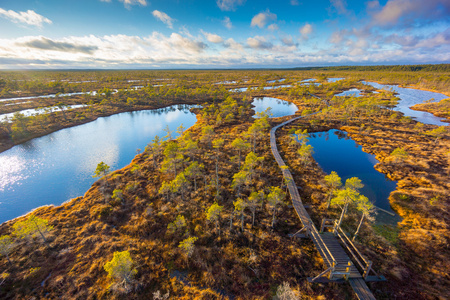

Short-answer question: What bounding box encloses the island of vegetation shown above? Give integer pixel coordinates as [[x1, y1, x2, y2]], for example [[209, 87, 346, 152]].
[[0, 65, 449, 299]]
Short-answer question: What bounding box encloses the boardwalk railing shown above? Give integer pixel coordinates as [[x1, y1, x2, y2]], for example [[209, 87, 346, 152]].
[[268, 103, 379, 299], [333, 222, 380, 280], [270, 115, 349, 281]]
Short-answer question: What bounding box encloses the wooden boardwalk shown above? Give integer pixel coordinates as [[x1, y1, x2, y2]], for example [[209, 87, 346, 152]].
[[270, 115, 377, 300]]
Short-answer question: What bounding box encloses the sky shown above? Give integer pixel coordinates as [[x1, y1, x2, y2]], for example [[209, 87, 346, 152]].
[[0, 0, 449, 69]]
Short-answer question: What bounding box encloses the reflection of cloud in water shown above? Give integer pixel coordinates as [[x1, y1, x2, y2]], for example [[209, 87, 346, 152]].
[[142, 122, 164, 137], [165, 110, 184, 123], [0, 155, 28, 191], [0, 104, 199, 223], [252, 97, 298, 118]]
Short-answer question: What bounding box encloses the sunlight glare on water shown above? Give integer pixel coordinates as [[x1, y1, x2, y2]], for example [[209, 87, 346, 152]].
[[0, 105, 198, 223], [0, 155, 29, 192]]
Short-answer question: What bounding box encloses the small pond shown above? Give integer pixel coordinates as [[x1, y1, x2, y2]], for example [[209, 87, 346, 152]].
[[0, 104, 198, 224], [0, 105, 87, 122], [267, 78, 286, 83], [335, 88, 362, 97], [252, 97, 298, 118], [328, 77, 345, 82], [230, 87, 248, 92], [230, 85, 293, 92], [306, 130, 400, 223], [264, 85, 293, 90], [215, 80, 237, 85], [299, 79, 321, 87], [0, 92, 92, 103], [363, 81, 449, 126]]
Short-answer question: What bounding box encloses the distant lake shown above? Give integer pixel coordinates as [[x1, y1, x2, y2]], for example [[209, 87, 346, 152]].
[[363, 81, 449, 126], [0, 104, 198, 224]]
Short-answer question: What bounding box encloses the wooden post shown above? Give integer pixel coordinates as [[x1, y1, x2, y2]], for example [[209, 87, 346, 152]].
[[363, 261, 373, 280], [345, 261, 351, 280], [320, 219, 325, 233], [311, 267, 334, 282], [329, 261, 336, 280], [333, 220, 338, 236]]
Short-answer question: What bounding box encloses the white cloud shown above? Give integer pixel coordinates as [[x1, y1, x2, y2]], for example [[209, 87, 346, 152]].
[[119, 0, 147, 8], [16, 36, 97, 54], [384, 29, 450, 49], [0, 8, 52, 28], [224, 38, 244, 51], [0, 28, 448, 68], [290, 0, 300, 6], [223, 16, 232, 29], [369, 0, 450, 26], [330, 0, 349, 15], [299, 23, 313, 39], [147, 32, 207, 54], [330, 30, 345, 44], [201, 31, 223, 43], [0, 33, 208, 68], [251, 10, 277, 29], [247, 36, 273, 49], [281, 36, 296, 47], [217, 0, 246, 11], [268, 24, 279, 31], [152, 10, 175, 29]]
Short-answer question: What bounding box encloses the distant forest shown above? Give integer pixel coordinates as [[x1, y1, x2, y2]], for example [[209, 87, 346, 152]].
[[292, 64, 450, 72]]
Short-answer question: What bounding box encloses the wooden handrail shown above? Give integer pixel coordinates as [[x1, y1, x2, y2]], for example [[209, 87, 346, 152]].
[[271, 111, 346, 278], [310, 223, 337, 267], [335, 228, 365, 270], [335, 224, 370, 271]]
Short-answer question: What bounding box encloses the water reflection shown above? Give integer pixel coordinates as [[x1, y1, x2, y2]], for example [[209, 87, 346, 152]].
[[0, 92, 91, 102], [335, 88, 362, 97], [307, 130, 398, 215], [0, 104, 199, 223], [328, 78, 345, 82], [267, 78, 286, 83], [363, 81, 449, 126], [1, 105, 87, 122], [252, 97, 298, 118]]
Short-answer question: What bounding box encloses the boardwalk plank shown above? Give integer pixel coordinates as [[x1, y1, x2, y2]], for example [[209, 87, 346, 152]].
[[270, 116, 376, 299]]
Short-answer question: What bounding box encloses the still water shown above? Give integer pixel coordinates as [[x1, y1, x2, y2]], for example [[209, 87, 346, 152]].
[[0, 105, 198, 223], [335, 88, 362, 97], [307, 130, 397, 214], [0, 105, 87, 122], [328, 78, 345, 82], [363, 81, 449, 126], [252, 97, 298, 118]]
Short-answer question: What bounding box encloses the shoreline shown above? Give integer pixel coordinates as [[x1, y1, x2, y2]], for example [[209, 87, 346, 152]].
[[0, 104, 204, 225], [0, 100, 202, 154]]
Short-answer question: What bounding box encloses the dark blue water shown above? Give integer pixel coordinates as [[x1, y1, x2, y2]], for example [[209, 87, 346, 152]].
[[0, 105, 198, 223], [252, 97, 298, 118], [307, 130, 397, 213]]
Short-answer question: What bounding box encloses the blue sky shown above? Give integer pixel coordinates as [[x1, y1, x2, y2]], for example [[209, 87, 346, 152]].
[[0, 0, 449, 69]]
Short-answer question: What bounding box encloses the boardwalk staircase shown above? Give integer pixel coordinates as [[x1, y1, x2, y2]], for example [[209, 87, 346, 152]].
[[270, 115, 385, 300]]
